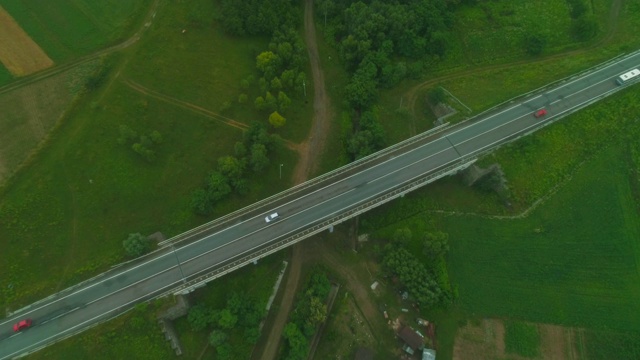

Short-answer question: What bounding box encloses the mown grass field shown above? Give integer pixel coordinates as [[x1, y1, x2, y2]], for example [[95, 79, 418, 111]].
[[0, 0, 302, 310], [0, 0, 150, 63], [446, 142, 640, 354], [124, 0, 314, 144]]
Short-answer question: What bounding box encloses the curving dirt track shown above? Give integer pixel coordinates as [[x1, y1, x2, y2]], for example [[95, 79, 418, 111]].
[[256, 0, 333, 359]]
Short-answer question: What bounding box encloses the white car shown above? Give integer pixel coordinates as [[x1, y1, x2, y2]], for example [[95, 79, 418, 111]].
[[265, 212, 279, 223]]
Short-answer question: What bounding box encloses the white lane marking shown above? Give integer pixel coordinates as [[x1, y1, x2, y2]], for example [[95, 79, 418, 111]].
[[85, 266, 179, 306], [7, 53, 637, 328], [546, 54, 640, 95], [563, 76, 612, 99], [451, 112, 531, 148], [2, 280, 183, 360]]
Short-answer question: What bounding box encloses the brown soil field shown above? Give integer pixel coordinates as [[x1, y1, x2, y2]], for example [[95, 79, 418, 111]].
[[453, 319, 585, 360], [0, 6, 54, 76], [0, 60, 100, 183]]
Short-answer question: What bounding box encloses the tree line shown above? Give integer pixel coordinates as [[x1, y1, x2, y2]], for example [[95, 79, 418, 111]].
[[317, 0, 458, 161], [191, 122, 277, 216], [282, 267, 331, 360], [187, 291, 265, 360], [381, 228, 452, 308]]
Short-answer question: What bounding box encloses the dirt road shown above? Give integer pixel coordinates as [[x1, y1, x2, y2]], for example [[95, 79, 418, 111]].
[[256, 0, 333, 359]]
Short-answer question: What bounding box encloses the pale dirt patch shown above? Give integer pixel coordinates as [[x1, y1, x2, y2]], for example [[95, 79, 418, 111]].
[[0, 60, 99, 184], [453, 319, 584, 360], [0, 6, 53, 76]]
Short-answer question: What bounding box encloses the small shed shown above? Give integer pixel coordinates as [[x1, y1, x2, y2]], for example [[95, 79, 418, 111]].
[[398, 325, 424, 353], [422, 348, 436, 360]]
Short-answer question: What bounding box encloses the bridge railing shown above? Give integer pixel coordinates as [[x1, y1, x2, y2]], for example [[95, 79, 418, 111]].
[[166, 157, 477, 295], [158, 121, 452, 247]]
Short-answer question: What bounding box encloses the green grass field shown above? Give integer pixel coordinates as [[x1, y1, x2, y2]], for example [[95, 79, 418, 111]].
[[439, 0, 612, 69], [0, 0, 304, 311], [0, 0, 151, 62], [447, 142, 640, 329]]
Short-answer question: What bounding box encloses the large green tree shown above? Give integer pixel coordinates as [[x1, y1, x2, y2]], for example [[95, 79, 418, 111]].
[[123, 233, 151, 257]]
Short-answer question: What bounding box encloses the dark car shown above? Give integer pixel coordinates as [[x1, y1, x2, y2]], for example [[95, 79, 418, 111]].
[[13, 319, 32, 332], [534, 109, 547, 118]]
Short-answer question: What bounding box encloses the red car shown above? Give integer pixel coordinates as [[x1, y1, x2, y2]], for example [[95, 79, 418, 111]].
[[534, 109, 547, 118], [13, 319, 32, 332]]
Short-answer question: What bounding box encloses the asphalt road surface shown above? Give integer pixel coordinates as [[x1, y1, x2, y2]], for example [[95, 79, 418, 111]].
[[2, 52, 640, 359]]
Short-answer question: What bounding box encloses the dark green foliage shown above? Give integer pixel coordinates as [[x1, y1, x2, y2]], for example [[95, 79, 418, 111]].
[[208, 329, 228, 346], [226, 291, 265, 327], [234, 142, 247, 158], [392, 227, 413, 246], [321, 0, 453, 68], [85, 60, 113, 92], [190, 188, 213, 216], [219, 0, 300, 36], [122, 233, 151, 257], [188, 304, 211, 332], [244, 327, 261, 344], [422, 231, 449, 261], [345, 61, 378, 110], [572, 15, 599, 41], [475, 170, 502, 193], [428, 87, 447, 105], [250, 144, 270, 172], [117, 126, 162, 162], [186, 292, 265, 358], [383, 245, 449, 307], [206, 171, 232, 201], [566, 0, 588, 19], [216, 343, 233, 360], [216, 156, 245, 186], [504, 321, 540, 357], [346, 110, 385, 160], [524, 33, 547, 55], [278, 91, 291, 111], [283, 322, 309, 360], [217, 309, 238, 329], [283, 268, 331, 359]]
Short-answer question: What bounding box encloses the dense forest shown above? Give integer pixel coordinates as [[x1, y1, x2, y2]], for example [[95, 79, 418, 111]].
[[317, 0, 462, 160]]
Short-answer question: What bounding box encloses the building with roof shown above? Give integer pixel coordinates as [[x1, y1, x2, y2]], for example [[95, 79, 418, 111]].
[[397, 325, 424, 354]]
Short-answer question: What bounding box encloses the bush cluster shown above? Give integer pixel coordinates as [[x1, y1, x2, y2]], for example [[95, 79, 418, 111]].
[[190, 122, 276, 215]]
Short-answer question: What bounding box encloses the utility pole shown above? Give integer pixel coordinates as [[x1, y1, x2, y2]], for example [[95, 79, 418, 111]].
[[303, 79, 306, 97]]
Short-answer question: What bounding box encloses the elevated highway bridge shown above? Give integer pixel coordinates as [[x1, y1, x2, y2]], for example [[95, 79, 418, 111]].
[[2, 50, 640, 359]]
